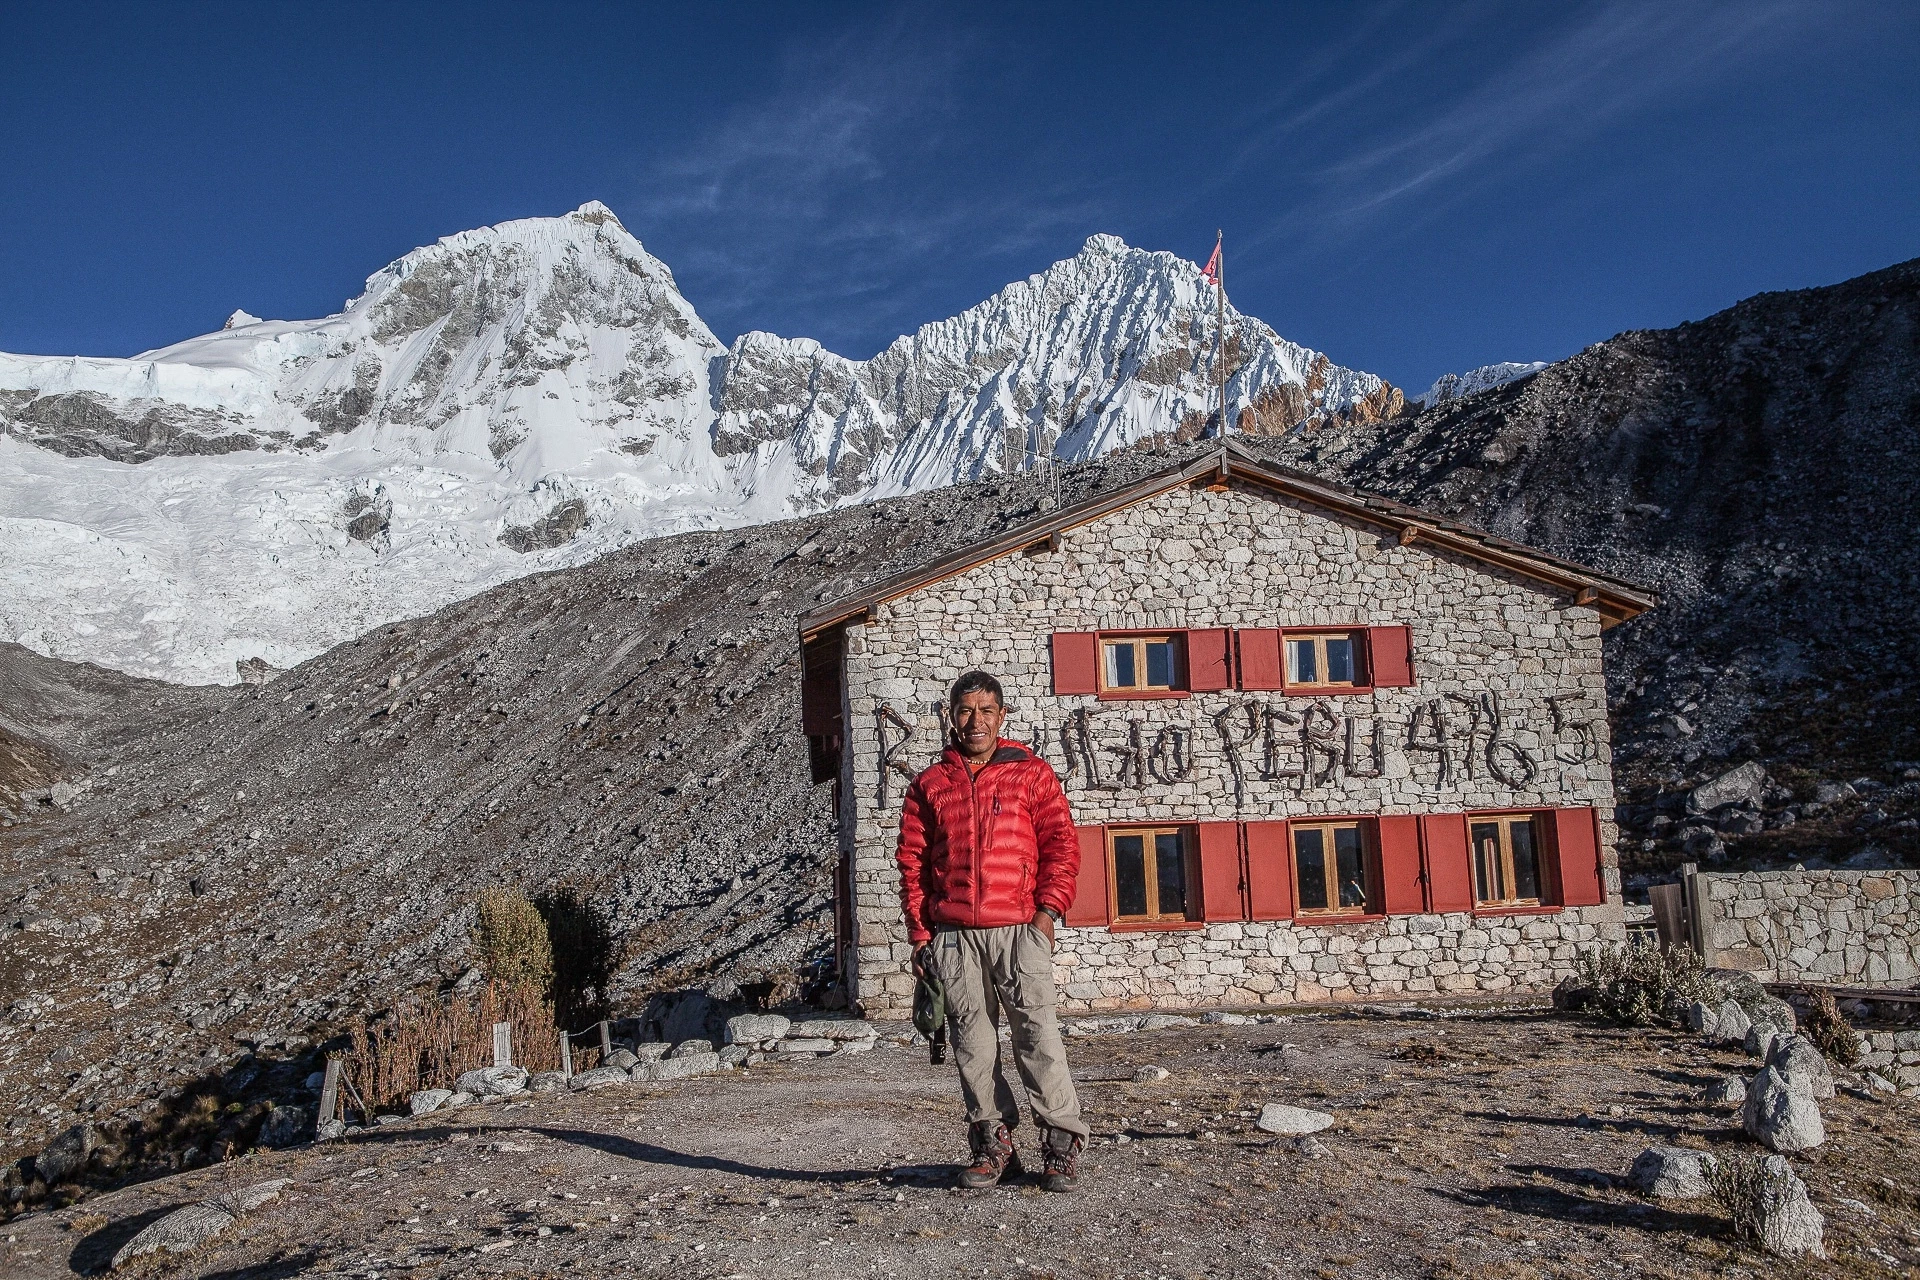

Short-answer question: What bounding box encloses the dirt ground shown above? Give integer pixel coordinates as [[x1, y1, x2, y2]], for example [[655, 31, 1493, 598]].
[[5, 1006, 1917, 1280]]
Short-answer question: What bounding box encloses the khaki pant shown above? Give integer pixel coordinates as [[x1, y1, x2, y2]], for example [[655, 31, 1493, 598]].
[[931, 923, 1088, 1140]]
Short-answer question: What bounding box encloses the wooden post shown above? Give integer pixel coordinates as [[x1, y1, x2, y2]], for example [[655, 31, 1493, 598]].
[[560, 1029, 573, 1076], [316, 1059, 342, 1137], [598, 1020, 612, 1060], [493, 1021, 513, 1068]]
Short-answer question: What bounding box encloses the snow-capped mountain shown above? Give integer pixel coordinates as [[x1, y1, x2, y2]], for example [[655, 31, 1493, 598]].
[[0, 204, 1401, 684], [1418, 361, 1549, 408]]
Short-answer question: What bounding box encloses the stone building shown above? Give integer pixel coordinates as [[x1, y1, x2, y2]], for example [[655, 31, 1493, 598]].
[[798, 445, 1656, 1016]]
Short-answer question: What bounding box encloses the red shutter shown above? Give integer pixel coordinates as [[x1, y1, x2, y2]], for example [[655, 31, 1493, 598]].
[[1197, 822, 1245, 921], [1421, 813, 1474, 913], [1236, 628, 1284, 691], [1067, 825, 1110, 925], [1377, 815, 1425, 914], [1187, 628, 1232, 691], [1368, 625, 1414, 687], [1244, 820, 1294, 921], [1052, 632, 1099, 696], [1553, 807, 1605, 907]]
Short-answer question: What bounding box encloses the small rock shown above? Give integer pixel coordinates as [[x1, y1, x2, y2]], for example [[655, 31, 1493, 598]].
[[1629, 1145, 1717, 1199], [1754, 1155, 1827, 1259], [1131, 1065, 1170, 1082], [718, 1044, 752, 1067], [635, 1051, 721, 1082], [376, 1114, 405, 1125], [604, 1049, 639, 1070], [776, 1037, 839, 1054], [668, 1039, 714, 1058], [1687, 761, 1769, 815], [790, 1019, 879, 1041], [316, 1119, 346, 1141], [1744, 1066, 1825, 1152], [1864, 1071, 1897, 1096], [1746, 1025, 1780, 1061], [1767, 1034, 1835, 1100], [1255, 1104, 1335, 1136], [33, 1124, 97, 1184], [443, 1091, 476, 1109], [834, 1039, 874, 1055], [258, 1104, 311, 1146], [724, 1013, 792, 1046], [632, 1042, 672, 1063], [1714, 999, 1753, 1046], [408, 1089, 453, 1117], [1289, 1135, 1330, 1157], [1684, 1001, 1719, 1037], [1702, 1075, 1747, 1107], [527, 1071, 568, 1094], [567, 1066, 631, 1091], [455, 1066, 528, 1098], [1200, 1011, 1251, 1025], [1139, 1014, 1199, 1031]]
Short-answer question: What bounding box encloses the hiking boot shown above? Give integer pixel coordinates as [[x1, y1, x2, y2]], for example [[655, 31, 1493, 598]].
[[957, 1120, 1023, 1188], [1040, 1128, 1084, 1193]]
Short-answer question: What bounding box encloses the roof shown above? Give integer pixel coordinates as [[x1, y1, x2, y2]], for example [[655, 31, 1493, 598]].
[[798, 442, 1657, 637]]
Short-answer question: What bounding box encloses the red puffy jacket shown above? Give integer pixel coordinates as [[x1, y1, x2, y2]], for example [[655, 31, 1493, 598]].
[[894, 739, 1081, 944]]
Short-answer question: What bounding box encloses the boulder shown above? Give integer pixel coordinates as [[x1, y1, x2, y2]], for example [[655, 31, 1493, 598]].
[[1254, 1104, 1335, 1136], [408, 1090, 453, 1117], [33, 1123, 97, 1184], [724, 1013, 792, 1046], [111, 1179, 288, 1269], [443, 1091, 476, 1109], [1628, 1145, 1716, 1199], [635, 1051, 720, 1082], [790, 1019, 878, 1041], [669, 1039, 715, 1058], [1746, 1025, 1780, 1061], [455, 1065, 528, 1098], [1702, 1075, 1748, 1107], [1744, 1066, 1825, 1152], [1754, 1156, 1827, 1259], [257, 1104, 311, 1147], [1714, 999, 1753, 1046], [567, 1066, 631, 1091], [1200, 1011, 1251, 1025], [658, 992, 714, 1045], [316, 1119, 347, 1141], [777, 1037, 839, 1054], [632, 1042, 672, 1063], [717, 1044, 752, 1067], [1688, 761, 1769, 815], [1767, 1034, 1835, 1099], [527, 1071, 569, 1094], [604, 1049, 639, 1070], [1551, 976, 1593, 1013], [1684, 1001, 1719, 1037]]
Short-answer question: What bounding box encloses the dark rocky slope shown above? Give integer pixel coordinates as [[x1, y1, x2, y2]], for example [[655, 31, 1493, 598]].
[[3, 257, 1918, 1182]]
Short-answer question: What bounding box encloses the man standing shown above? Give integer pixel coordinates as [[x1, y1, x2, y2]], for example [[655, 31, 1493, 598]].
[[894, 671, 1089, 1192]]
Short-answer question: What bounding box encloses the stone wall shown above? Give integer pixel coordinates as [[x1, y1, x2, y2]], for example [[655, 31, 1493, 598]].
[[1693, 868, 1920, 985], [839, 481, 1628, 1013]]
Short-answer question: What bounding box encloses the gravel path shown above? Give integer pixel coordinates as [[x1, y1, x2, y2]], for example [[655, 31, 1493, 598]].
[[5, 1008, 1917, 1278]]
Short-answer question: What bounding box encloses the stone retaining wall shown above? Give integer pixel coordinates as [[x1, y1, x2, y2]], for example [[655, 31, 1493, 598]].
[[838, 481, 1629, 1014], [1692, 868, 1920, 985]]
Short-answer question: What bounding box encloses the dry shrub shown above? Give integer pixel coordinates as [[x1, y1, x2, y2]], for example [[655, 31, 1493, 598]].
[[535, 883, 622, 1029], [1801, 989, 1861, 1066], [1705, 1151, 1770, 1245], [340, 982, 560, 1112], [470, 886, 553, 995], [1570, 938, 1717, 1027]]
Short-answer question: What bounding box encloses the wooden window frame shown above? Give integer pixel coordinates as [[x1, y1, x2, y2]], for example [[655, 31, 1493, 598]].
[[1281, 629, 1370, 694], [1107, 824, 1199, 926], [1468, 811, 1549, 910], [1288, 818, 1379, 920], [1097, 632, 1189, 700]]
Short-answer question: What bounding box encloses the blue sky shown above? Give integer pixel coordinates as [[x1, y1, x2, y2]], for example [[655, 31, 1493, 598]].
[[2, 1, 1915, 394]]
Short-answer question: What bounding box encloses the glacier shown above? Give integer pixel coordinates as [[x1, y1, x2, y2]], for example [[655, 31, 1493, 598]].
[[1, 203, 1407, 684]]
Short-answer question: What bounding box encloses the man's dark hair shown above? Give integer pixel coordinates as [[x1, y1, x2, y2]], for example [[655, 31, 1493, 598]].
[[949, 670, 1004, 708]]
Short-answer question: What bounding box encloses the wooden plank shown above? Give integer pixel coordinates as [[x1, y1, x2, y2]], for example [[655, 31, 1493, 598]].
[[1649, 883, 1688, 954], [1765, 982, 1920, 1004], [316, 1059, 342, 1136], [560, 1030, 573, 1077], [599, 1020, 613, 1060], [493, 1021, 513, 1067]]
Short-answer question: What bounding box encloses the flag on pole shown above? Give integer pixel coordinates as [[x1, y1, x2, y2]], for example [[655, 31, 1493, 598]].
[[1200, 235, 1222, 286]]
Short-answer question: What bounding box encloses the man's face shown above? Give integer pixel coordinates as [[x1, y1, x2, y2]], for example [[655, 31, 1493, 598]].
[[952, 690, 1007, 758]]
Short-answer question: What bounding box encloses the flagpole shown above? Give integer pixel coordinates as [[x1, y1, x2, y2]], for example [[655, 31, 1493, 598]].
[[1215, 229, 1226, 436]]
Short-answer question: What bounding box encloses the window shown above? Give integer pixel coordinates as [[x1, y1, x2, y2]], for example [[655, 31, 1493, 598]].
[[1108, 826, 1195, 923], [1102, 635, 1180, 693], [1292, 820, 1371, 915], [1471, 813, 1543, 907], [1285, 632, 1358, 689]]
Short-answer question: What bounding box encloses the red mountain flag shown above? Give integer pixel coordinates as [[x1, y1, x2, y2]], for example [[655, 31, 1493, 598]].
[[1200, 236, 1221, 285]]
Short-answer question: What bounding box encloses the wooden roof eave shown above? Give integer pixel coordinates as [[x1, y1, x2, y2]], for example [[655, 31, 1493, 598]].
[[797, 445, 1657, 640]]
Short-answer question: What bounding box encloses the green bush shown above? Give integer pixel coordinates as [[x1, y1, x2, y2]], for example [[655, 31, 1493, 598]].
[[470, 886, 553, 995], [1569, 938, 1718, 1027]]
